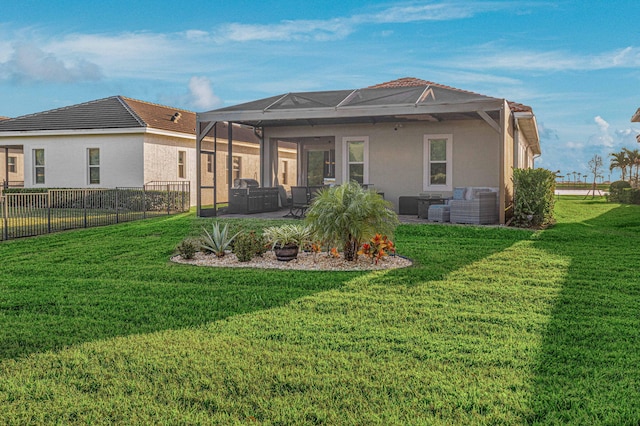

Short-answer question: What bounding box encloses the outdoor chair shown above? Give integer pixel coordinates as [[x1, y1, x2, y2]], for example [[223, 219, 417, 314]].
[[278, 185, 294, 217], [449, 190, 498, 224], [289, 186, 310, 218]]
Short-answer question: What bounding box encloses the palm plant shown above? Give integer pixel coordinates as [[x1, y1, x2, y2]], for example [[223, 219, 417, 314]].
[[623, 148, 640, 186], [305, 181, 399, 261], [609, 151, 628, 182], [201, 222, 240, 257]]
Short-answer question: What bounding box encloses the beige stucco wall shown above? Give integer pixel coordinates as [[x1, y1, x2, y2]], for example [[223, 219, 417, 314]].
[[13, 133, 145, 188], [0, 147, 24, 185], [263, 118, 502, 212]]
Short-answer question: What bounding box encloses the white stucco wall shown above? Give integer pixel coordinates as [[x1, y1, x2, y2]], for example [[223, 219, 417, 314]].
[[17, 132, 145, 188]]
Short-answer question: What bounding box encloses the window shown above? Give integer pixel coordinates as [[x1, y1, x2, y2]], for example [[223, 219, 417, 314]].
[[343, 137, 369, 184], [33, 149, 45, 184], [232, 155, 241, 181], [206, 154, 213, 173], [423, 134, 452, 191], [7, 156, 16, 173], [281, 160, 289, 185], [88, 148, 100, 184], [178, 150, 186, 178]]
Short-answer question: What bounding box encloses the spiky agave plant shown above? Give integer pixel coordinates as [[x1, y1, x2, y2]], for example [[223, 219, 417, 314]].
[[201, 222, 240, 257], [305, 181, 399, 261]]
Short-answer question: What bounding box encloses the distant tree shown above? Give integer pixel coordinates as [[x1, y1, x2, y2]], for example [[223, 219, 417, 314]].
[[609, 151, 628, 181], [587, 154, 603, 198], [623, 148, 640, 186]]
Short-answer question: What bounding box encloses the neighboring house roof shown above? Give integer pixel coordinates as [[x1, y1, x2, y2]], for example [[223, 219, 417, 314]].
[[0, 116, 9, 121], [0, 97, 258, 143], [631, 107, 640, 122], [0, 96, 194, 135]]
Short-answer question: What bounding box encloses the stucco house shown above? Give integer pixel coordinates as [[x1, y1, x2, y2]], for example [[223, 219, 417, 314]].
[[196, 77, 540, 223], [0, 97, 294, 206]]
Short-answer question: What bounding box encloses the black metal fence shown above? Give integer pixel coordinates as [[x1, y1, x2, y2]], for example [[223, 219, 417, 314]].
[[0, 182, 190, 241]]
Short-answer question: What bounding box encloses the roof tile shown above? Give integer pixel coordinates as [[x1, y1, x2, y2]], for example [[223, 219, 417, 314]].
[[368, 77, 532, 112]]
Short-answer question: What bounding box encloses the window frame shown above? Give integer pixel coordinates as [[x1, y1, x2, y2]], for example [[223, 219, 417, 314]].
[[232, 155, 242, 181], [178, 150, 186, 179], [7, 156, 16, 173], [342, 136, 369, 184], [423, 134, 453, 191], [88, 148, 100, 185], [33, 148, 45, 185]]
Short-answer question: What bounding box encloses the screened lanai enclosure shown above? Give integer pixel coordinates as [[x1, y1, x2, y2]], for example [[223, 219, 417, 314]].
[[196, 78, 540, 222]]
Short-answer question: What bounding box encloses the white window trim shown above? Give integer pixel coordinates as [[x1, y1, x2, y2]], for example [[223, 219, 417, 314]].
[[342, 136, 369, 184], [33, 148, 45, 186], [178, 150, 186, 179], [423, 134, 453, 192], [88, 148, 100, 185]]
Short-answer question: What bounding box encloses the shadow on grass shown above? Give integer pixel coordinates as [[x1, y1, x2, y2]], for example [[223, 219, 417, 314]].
[[0, 214, 358, 361], [528, 201, 640, 424], [0, 214, 533, 362], [365, 223, 534, 287]]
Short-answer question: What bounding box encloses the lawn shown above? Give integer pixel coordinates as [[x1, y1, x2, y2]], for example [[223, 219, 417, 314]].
[[0, 197, 638, 425]]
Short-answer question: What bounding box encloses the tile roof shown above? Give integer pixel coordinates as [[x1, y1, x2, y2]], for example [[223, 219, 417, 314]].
[[0, 96, 261, 144], [0, 96, 197, 135], [368, 77, 532, 113]]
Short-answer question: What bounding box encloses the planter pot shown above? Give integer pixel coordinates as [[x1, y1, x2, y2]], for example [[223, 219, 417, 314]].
[[273, 243, 299, 261]]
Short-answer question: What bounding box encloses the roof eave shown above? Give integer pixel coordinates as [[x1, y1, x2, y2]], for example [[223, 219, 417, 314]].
[[514, 111, 541, 155], [0, 127, 147, 138], [197, 98, 504, 126]]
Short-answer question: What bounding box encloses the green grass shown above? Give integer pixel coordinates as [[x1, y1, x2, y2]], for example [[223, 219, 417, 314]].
[[0, 198, 638, 425]]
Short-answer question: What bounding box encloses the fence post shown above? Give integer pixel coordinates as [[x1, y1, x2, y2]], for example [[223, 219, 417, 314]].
[[2, 196, 7, 241], [83, 189, 88, 228], [47, 191, 52, 234], [167, 184, 170, 215], [115, 189, 119, 224]]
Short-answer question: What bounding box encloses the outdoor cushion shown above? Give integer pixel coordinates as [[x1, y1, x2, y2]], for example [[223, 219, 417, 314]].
[[452, 187, 466, 200]]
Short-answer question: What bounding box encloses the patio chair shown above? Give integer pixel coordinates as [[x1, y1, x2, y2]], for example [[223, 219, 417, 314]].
[[290, 186, 310, 218], [278, 185, 294, 217], [449, 190, 498, 224]]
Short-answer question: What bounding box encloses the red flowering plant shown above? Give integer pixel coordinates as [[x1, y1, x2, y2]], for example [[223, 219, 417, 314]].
[[358, 234, 396, 264]]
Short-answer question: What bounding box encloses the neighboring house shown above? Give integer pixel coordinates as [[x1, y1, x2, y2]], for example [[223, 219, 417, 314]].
[[196, 77, 540, 223], [0, 97, 294, 205]]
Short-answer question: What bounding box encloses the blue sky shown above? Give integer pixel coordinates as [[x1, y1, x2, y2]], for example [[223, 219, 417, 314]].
[[1, 0, 639, 180]]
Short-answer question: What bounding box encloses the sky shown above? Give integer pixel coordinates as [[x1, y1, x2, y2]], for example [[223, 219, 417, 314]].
[[1, 0, 639, 181]]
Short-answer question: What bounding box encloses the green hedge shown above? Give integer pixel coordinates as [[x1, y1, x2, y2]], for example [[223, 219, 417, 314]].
[[607, 181, 640, 204], [512, 168, 556, 228]]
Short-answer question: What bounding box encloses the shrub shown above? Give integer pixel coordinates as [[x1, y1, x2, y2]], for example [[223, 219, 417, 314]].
[[305, 181, 399, 261], [201, 222, 240, 257], [233, 231, 268, 262], [512, 168, 556, 228], [176, 238, 200, 259], [608, 180, 632, 203], [262, 224, 312, 249]]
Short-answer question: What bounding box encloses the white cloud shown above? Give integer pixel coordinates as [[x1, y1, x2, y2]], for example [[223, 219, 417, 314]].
[[0, 42, 102, 83], [444, 46, 640, 72], [215, 19, 353, 42], [188, 76, 221, 110], [594, 116, 609, 132]]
